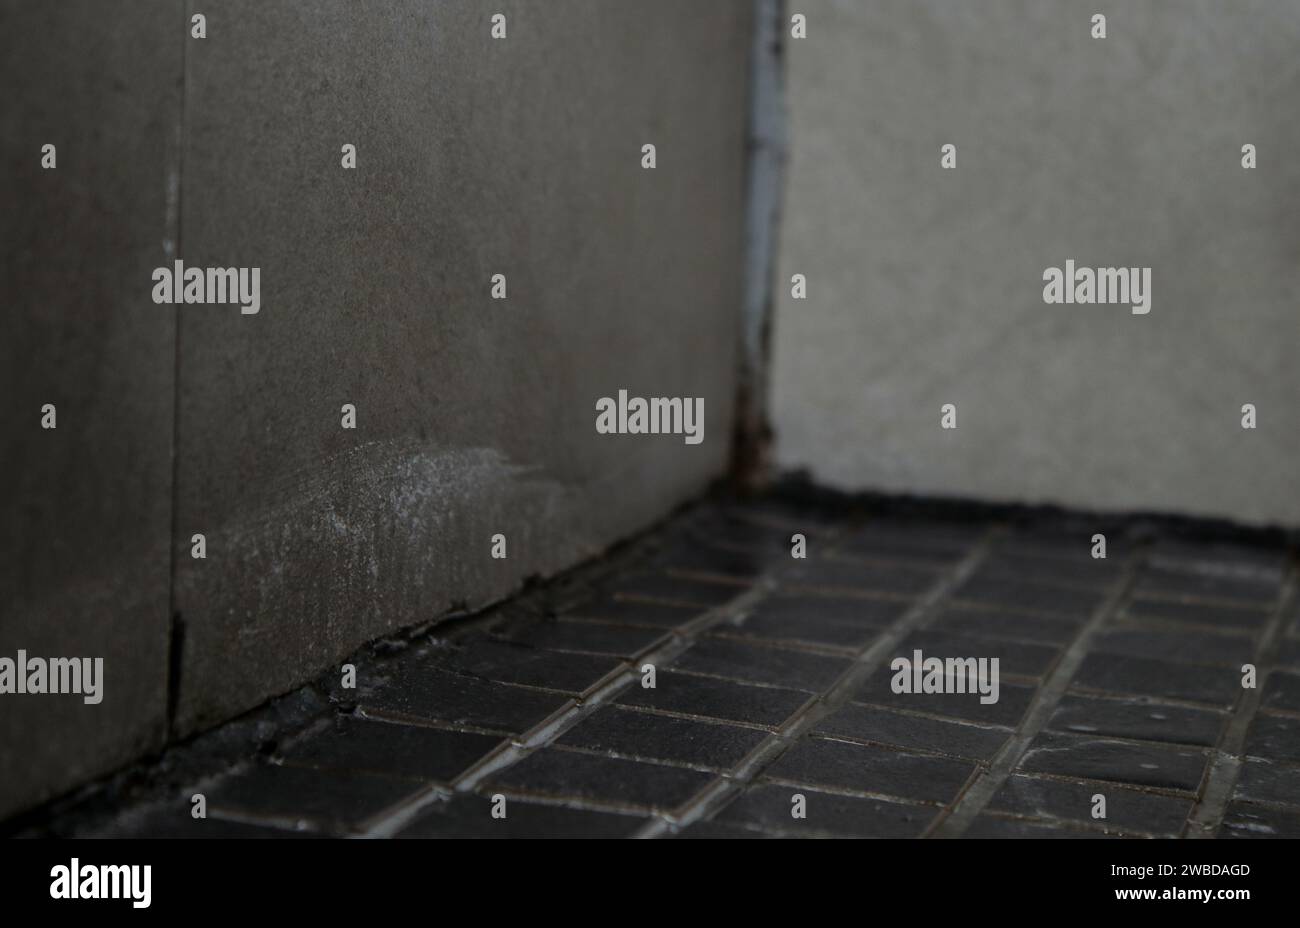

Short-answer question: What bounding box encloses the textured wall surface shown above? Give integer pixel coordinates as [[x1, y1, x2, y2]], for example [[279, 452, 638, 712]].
[[1, 0, 752, 816], [0, 1, 182, 819], [772, 0, 1300, 526], [173, 0, 751, 733]]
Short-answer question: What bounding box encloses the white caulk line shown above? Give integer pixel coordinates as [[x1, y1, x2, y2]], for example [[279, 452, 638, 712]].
[[636, 526, 1003, 839], [1185, 564, 1298, 838], [928, 551, 1146, 838]]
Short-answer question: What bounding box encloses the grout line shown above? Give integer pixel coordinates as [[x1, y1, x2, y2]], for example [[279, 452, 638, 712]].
[[1053, 689, 1237, 714], [957, 726, 1214, 755], [972, 808, 1166, 839], [944, 599, 1102, 624], [1126, 590, 1278, 612], [1211, 794, 1300, 815], [995, 768, 1207, 802], [802, 731, 1004, 766], [827, 701, 1015, 731], [1108, 613, 1265, 639], [745, 776, 943, 809], [647, 665, 818, 694], [603, 701, 788, 734], [465, 787, 651, 819], [634, 526, 1004, 838], [1185, 564, 1299, 838], [927, 550, 1147, 838]]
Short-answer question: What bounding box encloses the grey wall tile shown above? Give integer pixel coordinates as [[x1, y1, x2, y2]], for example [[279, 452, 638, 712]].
[[171, 0, 752, 733], [772, 0, 1300, 525], [0, 1, 181, 818]]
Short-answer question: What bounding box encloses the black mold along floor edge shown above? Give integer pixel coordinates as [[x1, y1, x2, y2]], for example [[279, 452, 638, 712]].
[[768, 470, 1300, 552], [2, 685, 331, 838]]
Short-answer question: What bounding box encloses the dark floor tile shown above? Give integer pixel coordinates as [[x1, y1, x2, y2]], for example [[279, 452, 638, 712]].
[[788, 558, 941, 596], [852, 670, 1036, 727], [488, 617, 665, 659], [841, 520, 982, 562], [995, 526, 1134, 562], [716, 783, 936, 837], [951, 576, 1105, 618], [696, 506, 816, 535], [425, 636, 624, 695], [1275, 639, 1300, 670], [1019, 731, 1207, 792], [557, 706, 768, 770], [652, 541, 769, 580], [1091, 627, 1255, 667], [615, 670, 810, 728], [1047, 693, 1225, 747], [485, 748, 714, 813], [563, 594, 701, 629], [834, 540, 964, 568], [1123, 596, 1271, 631], [764, 738, 976, 804], [972, 554, 1122, 590], [205, 763, 422, 833], [1148, 541, 1290, 577], [672, 638, 850, 692], [962, 815, 1116, 838], [813, 704, 1010, 761], [1261, 671, 1300, 714], [396, 794, 646, 838], [277, 717, 499, 783], [988, 774, 1192, 836], [1071, 653, 1241, 708], [1244, 714, 1300, 764], [103, 807, 318, 839], [728, 499, 843, 530], [930, 605, 1083, 645], [605, 573, 748, 608], [32, 498, 1300, 842], [1233, 759, 1300, 808], [364, 665, 570, 735], [895, 629, 1061, 678], [687, 517, 802, 554], [751, 593, 910, 627], [1219, 802, 1300, 838], [681, 536, 799, 572], [670, 821, 774, 839], [1131, 566, 1281, 607], [711, 611, 880, 651]]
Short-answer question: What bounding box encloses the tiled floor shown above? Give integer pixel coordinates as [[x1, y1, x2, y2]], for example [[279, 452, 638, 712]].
[[13, 495, 1300, 838]]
